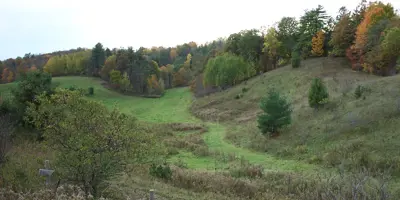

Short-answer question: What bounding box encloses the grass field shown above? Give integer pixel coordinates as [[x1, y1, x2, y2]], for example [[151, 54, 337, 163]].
[[51, 76, 327, 174], [3, 57, 400, 198]]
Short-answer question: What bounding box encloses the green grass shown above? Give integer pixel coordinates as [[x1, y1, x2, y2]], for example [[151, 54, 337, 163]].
[[50, 76, 327, 173], [53, 76, 199, 123], [192, 57, 400, 180]]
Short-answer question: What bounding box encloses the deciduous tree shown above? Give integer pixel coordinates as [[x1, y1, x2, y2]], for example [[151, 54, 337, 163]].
[[311, 30, 325, 56], [100, 55, 117, 80], [203, 53, 256, 87], [263, 28, 282, 69], [330, 10, 355, 56]]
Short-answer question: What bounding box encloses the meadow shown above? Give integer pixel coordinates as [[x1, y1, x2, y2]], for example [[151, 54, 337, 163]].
[[2, 57, 400, 199]]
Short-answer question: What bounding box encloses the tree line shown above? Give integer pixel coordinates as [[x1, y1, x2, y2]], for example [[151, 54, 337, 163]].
[[1, 1, 399, 96]]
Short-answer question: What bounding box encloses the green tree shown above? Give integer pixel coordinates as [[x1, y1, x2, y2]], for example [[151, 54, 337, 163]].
[[90, 42, 106, 76], [13, 70, 52, 108], [11, 70, 52, 127], [297, 5, 329, 58], [277, 17, 299, 59], [25, 89, 156, 197], [308, 78, 329, 108], [203, 53, 256, 87], [257, 90, 292, 136], [225, 29, 263, 65], [105, 48, 112, 58]]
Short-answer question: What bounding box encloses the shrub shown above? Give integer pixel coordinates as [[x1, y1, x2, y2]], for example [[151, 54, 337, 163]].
[[291, 51, 301, 68], [234, 93, 243, 99], [149, 163, 172, 180], [68, 85, 77, 91], [24, 89, 156, 197], [242, 87, 249, 93], [308, 78, 329, 108], [257, 90, 292, 137], [88, 87, 94, 96]]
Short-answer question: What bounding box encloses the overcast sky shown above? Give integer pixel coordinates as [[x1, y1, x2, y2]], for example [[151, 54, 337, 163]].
[[1, 0, 399, 60]]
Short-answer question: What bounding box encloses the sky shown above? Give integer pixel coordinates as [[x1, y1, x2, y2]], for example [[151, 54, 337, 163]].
[[1, 0, 399, 60]]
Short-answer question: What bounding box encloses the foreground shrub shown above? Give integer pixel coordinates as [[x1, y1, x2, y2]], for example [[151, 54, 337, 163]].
[[308, 77, 329, 108], [87, 87, 94, 96], [203, 53, 256, 87], [25, 89, 157, 197], [149, 163, 172, 180], [257, 90, 292, 137]]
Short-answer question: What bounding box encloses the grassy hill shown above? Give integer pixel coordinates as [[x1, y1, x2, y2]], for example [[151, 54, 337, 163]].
[[192, 57, 400, 178], [2, 57, 400, 199]]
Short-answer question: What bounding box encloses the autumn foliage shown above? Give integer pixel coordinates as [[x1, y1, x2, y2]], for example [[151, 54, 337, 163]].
[[311, 30, 325, 57], [1, 68, 13, 83]]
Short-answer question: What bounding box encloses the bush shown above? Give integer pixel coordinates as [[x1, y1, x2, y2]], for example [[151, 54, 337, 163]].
[[308, 78, 329, 108], [149, 163, 172, 180], [67, 85, 77, 91], [242, 87, 249, 93], [88, 87, 94, 96], [234, 93, 243, 99], [291, 51, 301, 68], [257, 90, 292, 137], [354, 85, 370, 99]]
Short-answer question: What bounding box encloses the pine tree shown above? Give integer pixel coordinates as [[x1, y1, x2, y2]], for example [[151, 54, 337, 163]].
[[308, 78, 329, 108], [257, 90, 292, 137]]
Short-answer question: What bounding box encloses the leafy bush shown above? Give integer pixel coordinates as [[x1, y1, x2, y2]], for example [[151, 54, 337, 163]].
[[87, 87, 94, 96], [242, 87, 249, 93], [354, 85, 370, 99], [234, 93, 243, 99], [25, 89, 156, 197], [149, 163, 172, 180], [257, 90, 292, 136], [291, 51, 301, 68], [203, 53, 256, 87], [67, 85, 77, 91], [308, 78, 329, 108]]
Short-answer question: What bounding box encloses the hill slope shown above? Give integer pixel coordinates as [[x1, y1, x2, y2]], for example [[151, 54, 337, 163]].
[[192, 57, 400, 177]]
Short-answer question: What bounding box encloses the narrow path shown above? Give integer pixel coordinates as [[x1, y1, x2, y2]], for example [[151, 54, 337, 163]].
[[203, 123, 326, 173], [55, 78, 330, 174]]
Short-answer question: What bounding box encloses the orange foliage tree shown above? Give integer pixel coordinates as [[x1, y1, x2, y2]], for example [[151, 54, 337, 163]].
[[347, 2, 395, 72], [354, 2, 395, 50], [30, 65, 38, 71], [311, 30, 325, 56], [173, 68, 186, 87]]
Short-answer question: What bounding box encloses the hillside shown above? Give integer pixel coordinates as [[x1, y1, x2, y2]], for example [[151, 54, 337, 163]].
[[192, 57, 400, 178], [2, 57, 400, 199]]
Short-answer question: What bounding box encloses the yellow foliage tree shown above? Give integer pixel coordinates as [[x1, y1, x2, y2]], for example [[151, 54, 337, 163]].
[[183, 53, 192, 69], [7, 71, 14, 83], [311, 30, 325, 57], [170, 48, 177, 61]]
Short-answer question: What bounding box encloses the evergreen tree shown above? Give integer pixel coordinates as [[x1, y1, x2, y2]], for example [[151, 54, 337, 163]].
[[105, 48, 112, 58], [257, 90, 292, 137], [308, 78, 329, 108], [90, 43, 106, 76]]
